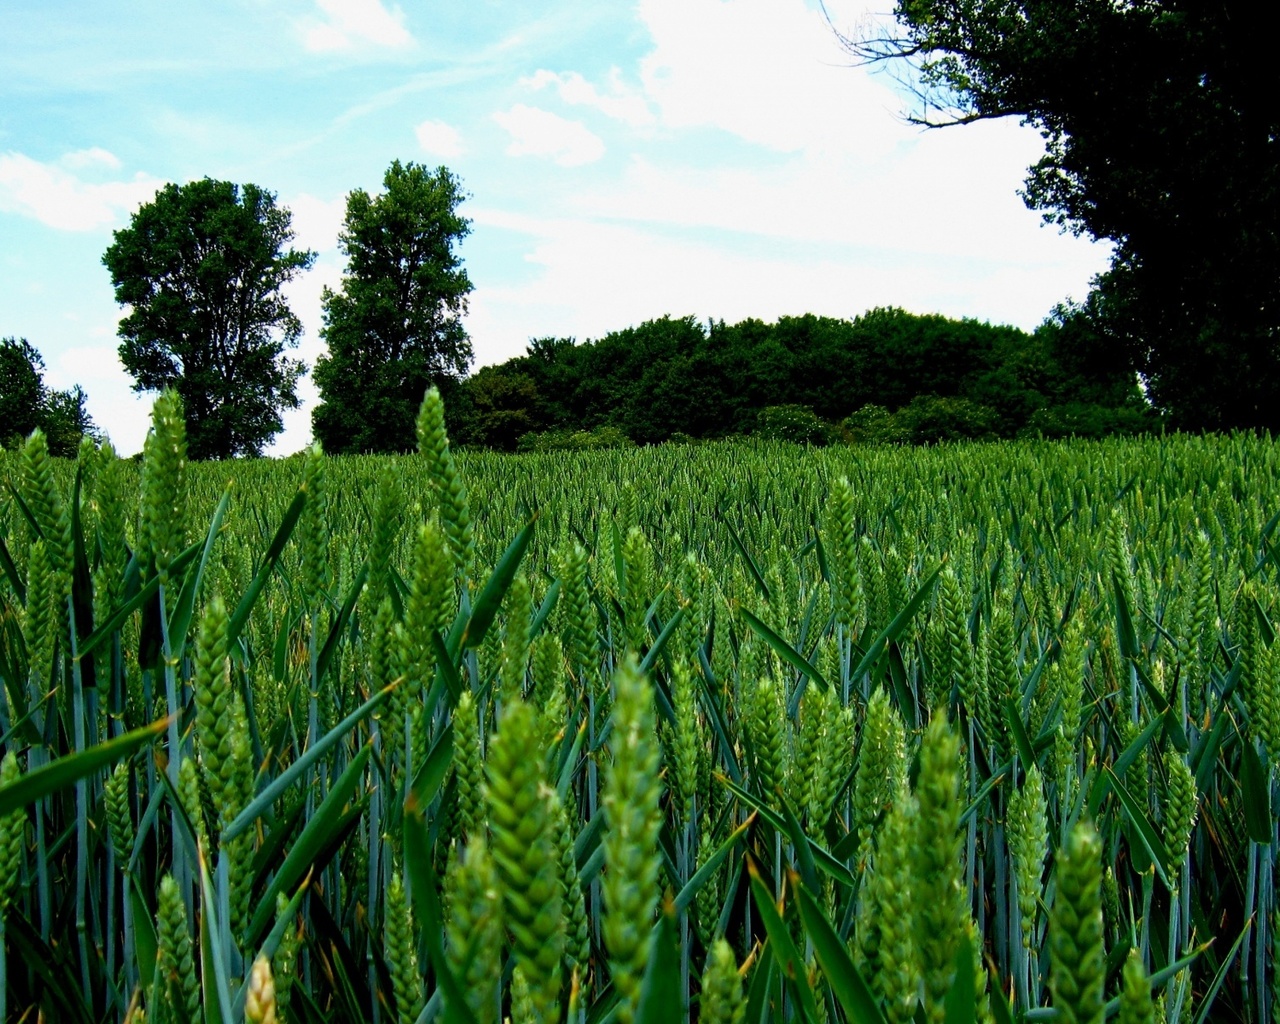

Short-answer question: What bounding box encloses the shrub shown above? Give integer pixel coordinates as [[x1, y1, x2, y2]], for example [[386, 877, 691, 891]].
[[755, 404, 830, 445], [843, 403, 906, 444], [894, 394, 999, 443], [516, 425, 636, 452]]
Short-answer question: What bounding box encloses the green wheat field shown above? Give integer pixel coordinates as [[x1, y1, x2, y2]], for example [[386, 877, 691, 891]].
[[0, 389, 1274, 1024]]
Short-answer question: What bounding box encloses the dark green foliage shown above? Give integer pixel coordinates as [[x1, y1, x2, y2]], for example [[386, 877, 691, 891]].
[[312, 161, 472, 454], [453, 308, 1148, 449], [0, 337, 97, 456], [858, 1, 1280, 431], [102, 178, 314, 459]]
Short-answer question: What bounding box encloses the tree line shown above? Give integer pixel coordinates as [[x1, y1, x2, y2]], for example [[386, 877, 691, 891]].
[[447, 305, 1152, 450]]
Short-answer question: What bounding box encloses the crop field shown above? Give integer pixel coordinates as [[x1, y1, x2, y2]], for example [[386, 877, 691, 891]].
[[0, 389, 1276, 1024]]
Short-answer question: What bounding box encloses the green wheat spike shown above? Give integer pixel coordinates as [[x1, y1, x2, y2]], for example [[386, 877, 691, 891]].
[[445, 839, 504, 1024], [700, 938, 746, 1024], [602, 656, 665, 1024], [914, 711, 968, 1024], [1049, 821, 1105, 1024], [486, 698, 564, 1020], [385, 871, 424, 1024]]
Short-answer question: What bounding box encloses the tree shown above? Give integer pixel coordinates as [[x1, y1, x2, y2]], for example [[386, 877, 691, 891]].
[[852, 1, 1279, 430], [0, 336, 45, 444], [312, 161, 472, 453], [103, 178, 315, 459], [0, 337, 98, 455]]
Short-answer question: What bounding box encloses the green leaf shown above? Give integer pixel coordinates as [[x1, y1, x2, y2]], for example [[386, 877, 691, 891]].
[[227, 486, 308, 645], [246, 742, 373, 944], [68, 465, 95, 689], [796, 885, 889, 1024], [403, 780, 478, 1024], [742, 607, 831, 692], [1105, 767, 1172, 889], [223, 680, 394, 841], [131, 872, 159, 991], [1100, 943, 1207, 1018], [431, 630, 464, 706], [0, 533, 26, 604], [198, 849, 236, 1024], [167, 484, 232, 662], [721, 775, 856, 887], [1003, 696, 1037, 774], [639, 604, 685, 675], [674, 814, 753, 913], [636, 904, 682, 1024], [0, 715, 169, 816], [1239, 732, 1272, 844], [850, 563, 943, 683], [777, 792, 820, 894], [78, 536, 203, 660], [408, 721, 454, 811], [748, 864, 821, 1023], [722, 512, 771, 601], [1112, 571, 1139, 661], [1088, 712, 1164, 817], [1190, 920, 1250, 1024], [745, 941, 775, 1024], [316, 562, 368, 686], [530, 576, 561, 638], [943, 933, 976, 1024], [461, 515, 536, 648]]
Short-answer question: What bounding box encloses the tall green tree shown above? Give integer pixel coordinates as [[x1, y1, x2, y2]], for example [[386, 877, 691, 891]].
[[0, 336, 97, 455], [855, 1, 1278, 430], [103, 178, 315, 459], [312, 161, 473, 453]]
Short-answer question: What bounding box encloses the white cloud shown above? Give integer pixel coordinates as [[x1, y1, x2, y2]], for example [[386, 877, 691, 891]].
[[632, 0, 869, 153], [522, 69, 656, 127], [492, 105, 606, 167], [0, 152, 163, 231], [287, 192, 347, 255], [45, 341, 152, 455], [415, 118, 464, 158], [60, 147, 123, 171], [568, 117, 1081, 264], [300, 0, 413, 53], [463, 203, 1104, 372]]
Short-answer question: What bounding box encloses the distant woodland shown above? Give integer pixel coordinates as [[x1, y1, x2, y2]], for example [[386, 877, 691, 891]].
[[447, 306, 1153, 450]]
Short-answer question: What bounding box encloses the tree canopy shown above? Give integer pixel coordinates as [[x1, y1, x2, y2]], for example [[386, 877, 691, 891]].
[[854, 0, 1279, 431], [0, 336, 97, 456], [312, 161, 473, 454], [103, 178, 315, 460], [449, 308, 1151, 449]]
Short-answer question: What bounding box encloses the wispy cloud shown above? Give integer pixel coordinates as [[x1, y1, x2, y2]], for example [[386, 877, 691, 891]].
[[492, 105, 605, 167], [299, 0, 413, 53], [522, 69, 656, 127], [0, 151, 162, 231]]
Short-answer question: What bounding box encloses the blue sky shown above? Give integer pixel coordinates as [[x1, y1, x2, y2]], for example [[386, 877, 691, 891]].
[[0, 0, 1110, 454]]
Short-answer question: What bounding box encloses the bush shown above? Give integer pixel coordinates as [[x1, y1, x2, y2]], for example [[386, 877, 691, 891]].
[[516, 425, 637, 452], [1023, 402, 1158, 439], [754, 404, 831, 445], [894, 395, 999, 443], [842, 404, 906, 444]]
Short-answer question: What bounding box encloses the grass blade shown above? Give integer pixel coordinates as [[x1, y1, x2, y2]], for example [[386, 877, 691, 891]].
[[0, 716, 169, 816], [796, 884, 888, 1024], [223, 682, 394, 841]]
